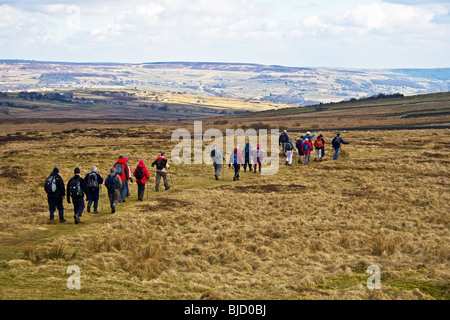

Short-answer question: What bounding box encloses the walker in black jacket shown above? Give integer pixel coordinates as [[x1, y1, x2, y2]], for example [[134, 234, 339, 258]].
[[44, 167, 66, 222], [67, 167, 88, 224]]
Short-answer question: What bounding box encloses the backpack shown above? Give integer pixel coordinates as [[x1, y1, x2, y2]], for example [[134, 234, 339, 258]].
[[156, 159, 165, 170], [87, 172, 99, 189], [210, 149, 216, 158], [303, 141, 310, 151], [45, 175, 57, 193], [296, 140, 303, 149], [106, 174, 118, 193], [135, 166, 144, 180], [315, 139, 324, 149], [285, 142, 293, 151], [332, 137, 339, 148], [114, 162, 124, 176], [233, 152, 238, 164], [69, 179, 83, 197]]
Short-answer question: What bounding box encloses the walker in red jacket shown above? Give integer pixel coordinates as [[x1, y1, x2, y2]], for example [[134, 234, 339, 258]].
[[301, 138, 313, 165], [133, 160, 150, 201]]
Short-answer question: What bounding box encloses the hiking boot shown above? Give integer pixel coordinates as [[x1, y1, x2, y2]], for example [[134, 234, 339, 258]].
[[87, 205, 90, 213], [112, 207, 115, 214], [59, 219, 66, 223], [122, 199, 126, 203], [165, 186, 171, 191], [93, 210, 98, 214], [74, 215, 80, 225], [214, 175, 218, 180], [233, 176, 236, 181]]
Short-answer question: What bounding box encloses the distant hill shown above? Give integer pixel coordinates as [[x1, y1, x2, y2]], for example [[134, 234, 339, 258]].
[[1, 60, 449, 106]]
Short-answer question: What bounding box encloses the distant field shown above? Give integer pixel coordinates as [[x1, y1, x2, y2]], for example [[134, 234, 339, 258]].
[[1, 60, 449, 105], [0, 89, 289, 123]]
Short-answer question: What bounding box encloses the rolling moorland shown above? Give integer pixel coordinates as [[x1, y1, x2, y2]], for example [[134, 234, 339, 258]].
[[1, 60, 449, 106], [0, 91, 448, 300]]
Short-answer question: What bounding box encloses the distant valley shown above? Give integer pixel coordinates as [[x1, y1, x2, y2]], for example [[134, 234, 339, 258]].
[[1, 60, 449, 106]]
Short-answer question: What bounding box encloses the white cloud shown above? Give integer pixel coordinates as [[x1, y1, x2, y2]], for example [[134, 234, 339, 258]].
[[0, 1, 449, 67]]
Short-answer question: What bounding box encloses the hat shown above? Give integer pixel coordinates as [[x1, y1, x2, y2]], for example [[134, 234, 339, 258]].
[[139, 160, 144, 164], [306, 131, 311, 135], [257, 144, 260, 149], [119, 155, 124, 159], [300, 135, 304, 139], [318, 134, 323, 138], [161, 151, 165, 156], [283, 130, 287, 133], [91, 166, 97, 172], [336, 132, 340, 136], [52, 167, 59, 174], [124, 158, 128, 162], [74, 167, 80, 174]]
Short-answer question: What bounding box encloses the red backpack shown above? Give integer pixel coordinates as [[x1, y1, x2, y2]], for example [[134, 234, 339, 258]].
[[314, 139, 323, 149]]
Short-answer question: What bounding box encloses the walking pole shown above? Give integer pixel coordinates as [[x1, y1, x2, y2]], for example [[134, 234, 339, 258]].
[[100, 184, 102, 212]]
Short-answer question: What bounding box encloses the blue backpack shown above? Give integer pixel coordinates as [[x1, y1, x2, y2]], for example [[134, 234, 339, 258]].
[[303, 141, 310, 151], [296, 140, 303, 149]]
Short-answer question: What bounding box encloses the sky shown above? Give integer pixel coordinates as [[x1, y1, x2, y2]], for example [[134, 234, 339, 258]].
[[0, 0, 449, 68]]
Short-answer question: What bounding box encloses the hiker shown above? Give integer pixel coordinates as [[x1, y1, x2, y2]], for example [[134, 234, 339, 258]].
[[151, 152, 171, 191], [210, 143, 224, 180], [279, 130, 289, 156], [113, 156, 130, 203], [44, 167, 66, 223], [228, 146, 243, 181], [125, 158, 132, 198], [332, 132, 350, 160], [285, 138, 295, 166], [133, 160, 150, 201], [302, 137, 313, 165], [252, 144, 264, 173], [296, 136, 304, 164], [104, 167, 122, 213], [314, 135, 325, 161], [67, 167, 88, 224], [305, 131, 316, 141], [84, 166, 103, 214], [243, 142, 253, 172], [318, 134, 326, 160]]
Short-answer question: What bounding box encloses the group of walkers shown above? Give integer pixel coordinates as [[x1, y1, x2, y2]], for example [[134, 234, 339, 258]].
[[280, 130, 349, 165], [44, 153, 171, 224], [210, 131, 350, 181], [44, 130, 349, 224]]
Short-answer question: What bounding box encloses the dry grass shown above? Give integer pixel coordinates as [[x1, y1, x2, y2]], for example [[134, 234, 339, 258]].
[[0, 122, 449, 300]]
